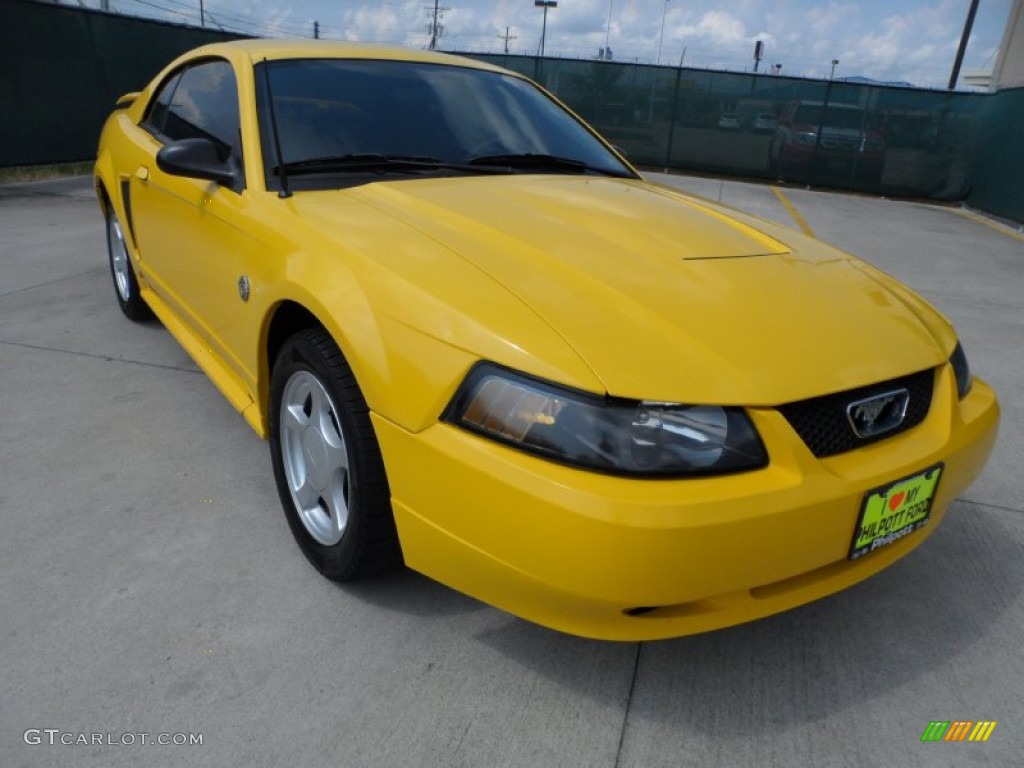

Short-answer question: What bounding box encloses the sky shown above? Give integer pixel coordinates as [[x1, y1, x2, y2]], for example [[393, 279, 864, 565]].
[[88, 0, 1015, 88]]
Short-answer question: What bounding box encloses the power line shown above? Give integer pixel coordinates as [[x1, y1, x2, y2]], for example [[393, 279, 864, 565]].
[[117, 0, 312, 38]]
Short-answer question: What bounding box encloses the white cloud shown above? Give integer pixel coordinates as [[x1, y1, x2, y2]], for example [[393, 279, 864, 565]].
[[104, 0, 1016, 88]]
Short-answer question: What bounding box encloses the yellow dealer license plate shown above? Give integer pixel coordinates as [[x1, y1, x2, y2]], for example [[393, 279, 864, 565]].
[[849, 464, 943, 560]]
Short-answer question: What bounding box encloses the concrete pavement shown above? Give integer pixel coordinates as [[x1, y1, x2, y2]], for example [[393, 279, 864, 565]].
[[2, 174, 1021, 767]]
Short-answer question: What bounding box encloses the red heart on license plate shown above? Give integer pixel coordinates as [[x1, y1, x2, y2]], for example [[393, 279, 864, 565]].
[[889, 491, 906, 511]]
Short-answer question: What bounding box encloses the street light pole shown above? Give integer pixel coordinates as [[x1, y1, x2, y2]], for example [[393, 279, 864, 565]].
[[830, 58, 839, 80], [948, 0, 981, 90], [535, 1, 557, 57], [657, 0, 670, 65], [605, 1, 612, 59]]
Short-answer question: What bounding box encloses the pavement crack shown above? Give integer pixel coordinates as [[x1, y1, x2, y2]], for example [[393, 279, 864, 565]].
[[959, 497, 1024, 515], [920, 290, 1022, 310], [0, 339, 201, 374], [0, 267, 104, 300], [613, 642, 643, 768], [0, 190, 95, 202]]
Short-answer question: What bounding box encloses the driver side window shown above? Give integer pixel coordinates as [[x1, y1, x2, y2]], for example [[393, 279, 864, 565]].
[[143, 60, 243, 166]]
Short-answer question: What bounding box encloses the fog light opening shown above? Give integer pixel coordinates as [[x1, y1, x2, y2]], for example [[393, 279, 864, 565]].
[[623, 606, 659, 617]]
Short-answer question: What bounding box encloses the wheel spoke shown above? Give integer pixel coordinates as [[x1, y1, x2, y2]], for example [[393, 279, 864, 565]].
[[293, 474, 319, 510], [322, 438, 349, 474], [310, 384, 338, 437], [322, 471, 350, 536], [282, 402, 308, 435]]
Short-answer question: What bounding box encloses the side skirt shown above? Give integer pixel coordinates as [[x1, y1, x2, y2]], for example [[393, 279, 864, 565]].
[[139, 286, 267, 438]]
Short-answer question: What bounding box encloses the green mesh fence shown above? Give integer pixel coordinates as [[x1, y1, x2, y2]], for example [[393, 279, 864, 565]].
[[0, 0, 243, 167], [967, 87, 1024, 222], [2, 2, 1019, 222], [469, 53, 989, 201]]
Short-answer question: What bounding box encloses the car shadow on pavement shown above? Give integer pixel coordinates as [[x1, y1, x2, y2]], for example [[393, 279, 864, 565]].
[[466, 500, 1022, 731], [340, 567, 491, 619]]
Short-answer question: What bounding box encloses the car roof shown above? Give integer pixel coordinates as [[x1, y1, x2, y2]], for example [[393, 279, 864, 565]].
[[189, 38, 508, 73]]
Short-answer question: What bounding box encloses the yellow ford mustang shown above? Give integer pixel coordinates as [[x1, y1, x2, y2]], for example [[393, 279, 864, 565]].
[[94, 40, 998, 640]]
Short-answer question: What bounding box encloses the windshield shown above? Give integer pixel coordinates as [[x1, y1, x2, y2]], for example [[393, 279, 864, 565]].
[[256, 59, 634, 190]]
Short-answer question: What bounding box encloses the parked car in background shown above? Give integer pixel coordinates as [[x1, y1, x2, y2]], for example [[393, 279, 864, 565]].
[[717, 112, 741, 130], [771, 100, 886, 184], [94, 40, 997, 641], [751, 113, 778, 132]]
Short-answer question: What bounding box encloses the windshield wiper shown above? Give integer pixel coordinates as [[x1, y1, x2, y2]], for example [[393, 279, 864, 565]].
[[274, 154, 508, 177], [274, 154, 441, 175], [466, 153, 629, 177]]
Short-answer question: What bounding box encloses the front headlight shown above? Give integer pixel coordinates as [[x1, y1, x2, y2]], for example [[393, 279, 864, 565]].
[[443, 363, 768, 477], [795, 131, 818, 145], [950, 342, 972, 399]]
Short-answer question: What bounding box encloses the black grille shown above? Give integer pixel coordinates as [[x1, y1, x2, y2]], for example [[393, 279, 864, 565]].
[[778, 368, 935, 458]]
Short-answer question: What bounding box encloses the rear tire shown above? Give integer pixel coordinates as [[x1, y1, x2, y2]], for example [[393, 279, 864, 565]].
[[105, 208, 152, 322], [269, 328, 402, 581]]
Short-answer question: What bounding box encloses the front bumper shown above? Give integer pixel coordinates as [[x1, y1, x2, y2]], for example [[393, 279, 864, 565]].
[[373, 366, 998, 641]]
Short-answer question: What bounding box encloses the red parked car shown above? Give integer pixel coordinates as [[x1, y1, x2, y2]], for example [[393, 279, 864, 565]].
[[770, 101, 886, 185]]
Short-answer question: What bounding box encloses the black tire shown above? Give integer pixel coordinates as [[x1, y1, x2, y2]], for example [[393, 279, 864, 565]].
[[105, 207, 153, 322], [269, 328, 402, 581]]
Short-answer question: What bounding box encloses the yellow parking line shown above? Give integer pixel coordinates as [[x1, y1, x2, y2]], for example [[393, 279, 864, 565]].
[[772, 186, 815, 237], [953, 208, 1024, 244]]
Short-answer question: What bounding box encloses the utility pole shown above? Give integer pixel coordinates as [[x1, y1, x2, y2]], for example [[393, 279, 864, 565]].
[[830, 58, 839, 80], [427, 1, 450, 50], [199, 0, 205, 28], [949, 0, 981, 90], [313, 21, 320, 39], [498, 27, 518, 54], [535, 1, 557, 57]]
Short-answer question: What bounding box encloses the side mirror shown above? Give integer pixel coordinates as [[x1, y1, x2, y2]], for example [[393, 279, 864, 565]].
[[157, 138, 240, 188]]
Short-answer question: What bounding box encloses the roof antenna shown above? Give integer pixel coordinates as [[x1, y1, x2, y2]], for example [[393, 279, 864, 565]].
[[261, 58, 292, 199]]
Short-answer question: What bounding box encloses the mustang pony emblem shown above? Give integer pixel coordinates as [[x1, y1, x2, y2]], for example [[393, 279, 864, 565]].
[[847, 389, 910, 438]]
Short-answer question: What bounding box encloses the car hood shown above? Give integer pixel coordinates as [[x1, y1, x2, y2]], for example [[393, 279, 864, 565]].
[[300, 175, 951, 405]]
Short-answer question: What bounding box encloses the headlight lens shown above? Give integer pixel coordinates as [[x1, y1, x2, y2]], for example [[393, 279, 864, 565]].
[[444, 364, 768, 477], [795, 131, 818, 145], [950, 342, 972, 399]]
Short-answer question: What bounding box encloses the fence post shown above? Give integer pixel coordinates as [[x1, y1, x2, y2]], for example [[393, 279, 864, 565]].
[[663, 67, 683, 172], [809, 78, 834, 187]]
